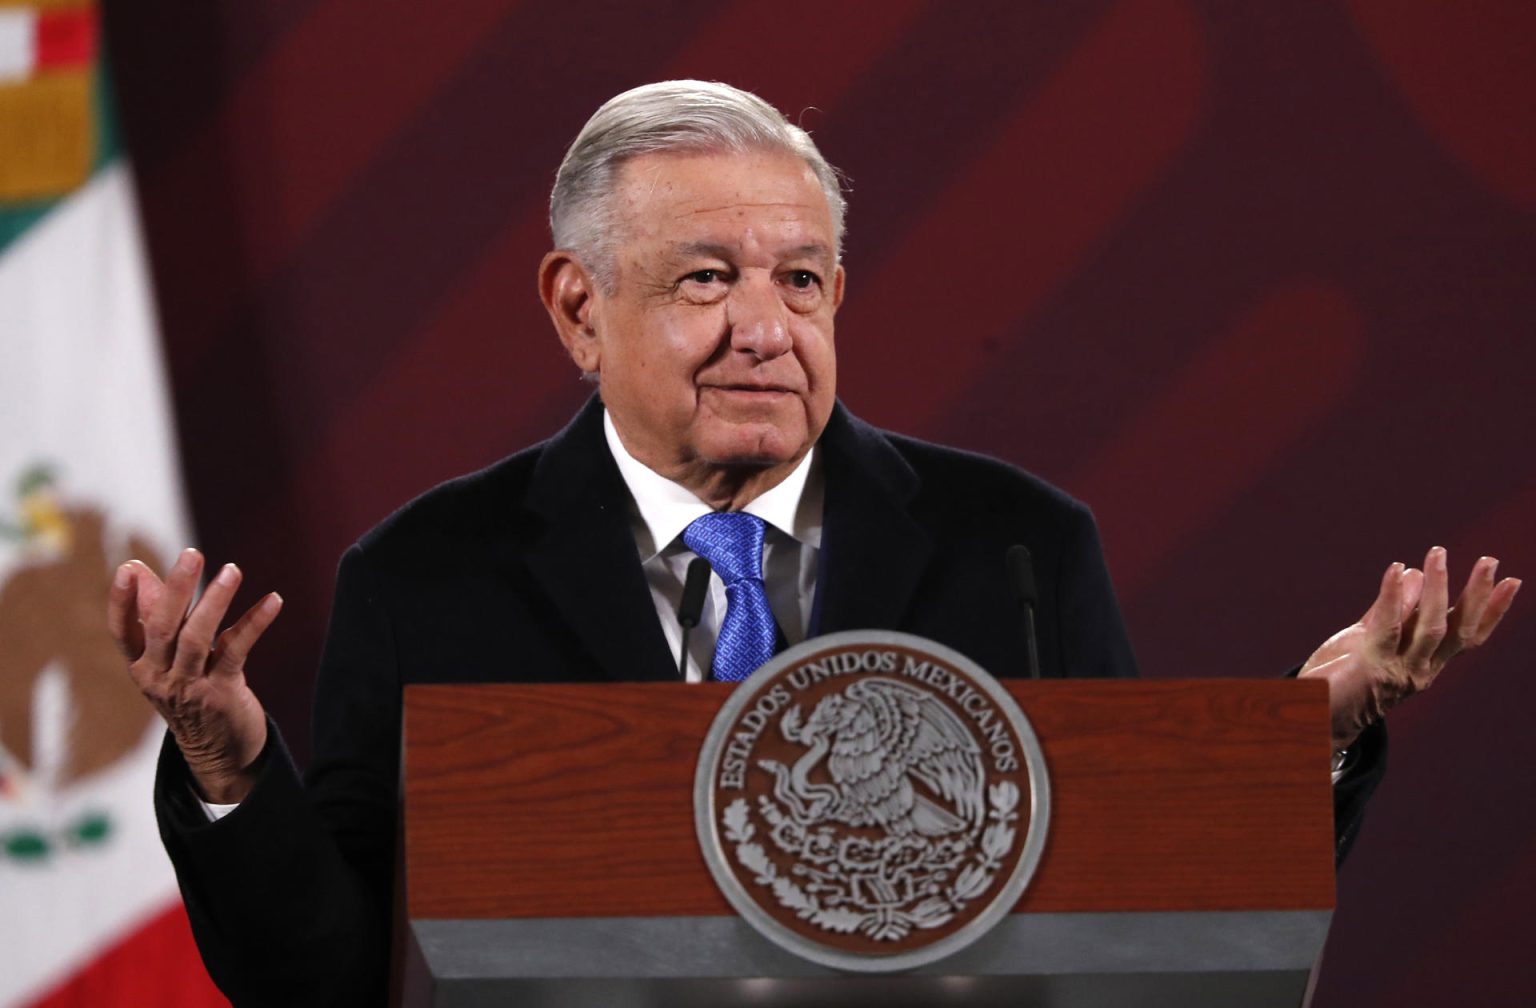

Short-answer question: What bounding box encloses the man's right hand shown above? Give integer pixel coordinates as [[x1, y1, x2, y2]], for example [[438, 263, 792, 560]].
[[108, 548, 282, 804]]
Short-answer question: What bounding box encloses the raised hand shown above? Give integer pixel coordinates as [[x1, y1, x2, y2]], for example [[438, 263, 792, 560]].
[[107, 548, 282, 803], [1300, 547, 1520, 751]]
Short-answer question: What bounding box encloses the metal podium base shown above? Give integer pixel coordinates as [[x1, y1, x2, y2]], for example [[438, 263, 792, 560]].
[[403, 910, 1330, 1008]]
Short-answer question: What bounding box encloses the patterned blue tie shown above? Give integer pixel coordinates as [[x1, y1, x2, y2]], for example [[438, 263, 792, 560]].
[[683, 512, 777, 683]]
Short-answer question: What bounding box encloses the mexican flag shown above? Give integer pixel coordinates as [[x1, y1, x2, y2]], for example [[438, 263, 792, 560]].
[[0, 2, 223, 1004]]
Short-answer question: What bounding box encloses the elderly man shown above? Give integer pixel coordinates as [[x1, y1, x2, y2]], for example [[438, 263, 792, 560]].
[[110, 82, 1518, 1005]]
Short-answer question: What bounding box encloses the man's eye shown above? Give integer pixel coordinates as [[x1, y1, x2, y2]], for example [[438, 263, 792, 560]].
[[685, 269, 722, 284], [786, 270, 820, 289]]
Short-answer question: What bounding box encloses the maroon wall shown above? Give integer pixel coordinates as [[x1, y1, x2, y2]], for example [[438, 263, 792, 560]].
[[104, 1, 1535, 1003]]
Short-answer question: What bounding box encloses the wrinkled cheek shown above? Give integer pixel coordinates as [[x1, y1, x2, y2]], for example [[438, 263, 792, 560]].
[[807, 329, 837, 408], [808, 371, 837, 435]]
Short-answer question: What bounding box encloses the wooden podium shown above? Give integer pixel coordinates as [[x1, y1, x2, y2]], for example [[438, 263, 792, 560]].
[[397, 679, 1335, 1007]]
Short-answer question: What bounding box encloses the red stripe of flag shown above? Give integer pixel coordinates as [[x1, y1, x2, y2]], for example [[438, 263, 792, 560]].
[[25, 902, 228, 1008], [35, 6, 97, 72]]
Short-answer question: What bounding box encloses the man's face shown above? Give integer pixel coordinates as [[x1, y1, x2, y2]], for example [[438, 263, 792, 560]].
[[554, 149, 843, 491]]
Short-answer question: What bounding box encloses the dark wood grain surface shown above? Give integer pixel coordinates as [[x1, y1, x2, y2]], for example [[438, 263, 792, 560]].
[[402, 680, 1334, 919]]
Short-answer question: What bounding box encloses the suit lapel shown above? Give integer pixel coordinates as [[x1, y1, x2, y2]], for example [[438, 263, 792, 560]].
[[520, 398, 679, 683], [813, 405, 933, 635], [516, 399, 931, 676]]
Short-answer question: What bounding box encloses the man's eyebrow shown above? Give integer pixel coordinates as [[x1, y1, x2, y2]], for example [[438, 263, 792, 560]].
[[668, 241, 835, 262], [783, 242, 835, 262], [670, 241, 734, 260]]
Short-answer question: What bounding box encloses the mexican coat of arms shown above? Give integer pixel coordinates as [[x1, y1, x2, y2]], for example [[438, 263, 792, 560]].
[[695, 631, 1049, 972]]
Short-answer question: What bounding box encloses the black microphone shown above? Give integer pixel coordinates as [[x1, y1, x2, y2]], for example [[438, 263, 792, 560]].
[[1006, 545, 1042, 680], [677, 556, 711, 678]]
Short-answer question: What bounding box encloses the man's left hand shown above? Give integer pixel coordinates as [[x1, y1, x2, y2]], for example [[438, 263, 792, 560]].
[[1300, 547, 1520, 751]]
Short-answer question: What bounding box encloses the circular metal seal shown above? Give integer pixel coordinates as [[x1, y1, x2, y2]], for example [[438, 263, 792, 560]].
[[694, 630, 1050, 972]]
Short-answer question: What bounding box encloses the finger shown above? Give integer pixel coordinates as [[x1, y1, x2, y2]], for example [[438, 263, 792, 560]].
[[1399, 567, 1425, 619], [1362, 562, 1406, 649], [111, 561, 165, 661], [1442, 556, 1499, 655], [108, 562, 144, 659], [209, 593, 284, 677], [1403, 546, 1450, 671], [1469, 577, 1521, 646], [1398, 567, 1426, 645], [171, 563, 244, 678], [128, 559, 166, 616], [141, 548, 204, 668]]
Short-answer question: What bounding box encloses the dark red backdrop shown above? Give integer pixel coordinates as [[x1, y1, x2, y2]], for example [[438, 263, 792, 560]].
[[103, 1, 1534, 1003]]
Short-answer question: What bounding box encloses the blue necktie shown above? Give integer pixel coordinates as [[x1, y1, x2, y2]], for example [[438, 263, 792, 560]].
[[683, 512, 777, 683]]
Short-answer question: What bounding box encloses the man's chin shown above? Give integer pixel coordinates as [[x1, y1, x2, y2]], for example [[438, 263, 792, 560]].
[[695, 423, 808, 471]]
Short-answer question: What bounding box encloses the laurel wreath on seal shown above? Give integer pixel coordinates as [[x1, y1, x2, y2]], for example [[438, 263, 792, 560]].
[[721, 780, 1021, 941]]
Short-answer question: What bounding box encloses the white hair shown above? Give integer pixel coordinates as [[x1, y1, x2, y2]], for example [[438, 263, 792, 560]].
[[549, 80, 847, 290]]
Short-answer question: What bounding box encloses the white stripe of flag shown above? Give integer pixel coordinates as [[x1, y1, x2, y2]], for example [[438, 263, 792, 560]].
[[0, 8, 38, 84]]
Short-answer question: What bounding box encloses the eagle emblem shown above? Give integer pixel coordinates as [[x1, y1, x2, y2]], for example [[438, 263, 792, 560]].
[[760, 678, 985, 840], [697, 633, 1049, 971]]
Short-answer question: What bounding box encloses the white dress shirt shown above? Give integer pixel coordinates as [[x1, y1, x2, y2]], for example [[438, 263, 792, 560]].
[[603, 410, 823, 682]]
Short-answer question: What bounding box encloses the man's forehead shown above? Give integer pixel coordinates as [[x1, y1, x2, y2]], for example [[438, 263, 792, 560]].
[[616, 151, 833, 238]]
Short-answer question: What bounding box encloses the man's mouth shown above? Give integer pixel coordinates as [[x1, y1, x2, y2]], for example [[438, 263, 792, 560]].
[[706, 384, 797, 396]]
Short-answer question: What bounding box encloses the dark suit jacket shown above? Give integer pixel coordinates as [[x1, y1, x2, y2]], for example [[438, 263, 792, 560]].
[[155, 398, 1381, 1006]]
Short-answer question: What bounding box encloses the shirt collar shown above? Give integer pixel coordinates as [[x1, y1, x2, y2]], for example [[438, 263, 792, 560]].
[[603, 408, 822, 562]]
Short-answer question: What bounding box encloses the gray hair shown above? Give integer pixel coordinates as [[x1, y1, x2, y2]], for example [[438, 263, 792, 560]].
[[549, 80, 846, 289]]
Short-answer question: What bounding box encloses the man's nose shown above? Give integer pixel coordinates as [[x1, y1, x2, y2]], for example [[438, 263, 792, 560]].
[[725, 275, 792, 359]]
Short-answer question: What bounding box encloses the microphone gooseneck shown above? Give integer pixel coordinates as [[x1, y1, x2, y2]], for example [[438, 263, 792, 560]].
[[1006, 545, 1042, 680], [677, 556, 711, 678]]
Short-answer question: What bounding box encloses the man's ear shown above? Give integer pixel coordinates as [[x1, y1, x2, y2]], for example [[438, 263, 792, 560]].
[[831, 264, 847, 313], [539, 251, 602, 375]]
